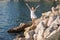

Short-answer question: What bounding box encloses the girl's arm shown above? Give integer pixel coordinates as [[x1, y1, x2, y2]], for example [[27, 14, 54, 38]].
[[26, 3, 31, 10], [35, 5, 40, 11]]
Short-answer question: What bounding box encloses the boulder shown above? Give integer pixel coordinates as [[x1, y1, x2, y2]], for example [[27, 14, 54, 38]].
[[46, 26, 60, 40], [13, 37, 25, 40], [13, 35, 25, 40], [7, 22, 32, 33], [33, 34, 37, 40], [25, 30, 35, 40]]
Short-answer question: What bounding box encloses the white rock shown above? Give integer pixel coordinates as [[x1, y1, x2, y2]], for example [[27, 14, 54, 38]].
[[47, 16, 56, 27], [35, 21, 45, 34], [45, 16, 60, 38], [37, 30, 45, 40], [19, 38, 25, 40], [44, 28, 50, 38], [25, 30, 34, 40], [34, 21, 46, 40], [49, 16, 60, 29], [46, 26, 60, 39], [33, 34, 37, 40], [13, 37, 25, 40]]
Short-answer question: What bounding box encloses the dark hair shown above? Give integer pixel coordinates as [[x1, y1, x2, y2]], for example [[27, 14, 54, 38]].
[[32, 7, 35, 9]]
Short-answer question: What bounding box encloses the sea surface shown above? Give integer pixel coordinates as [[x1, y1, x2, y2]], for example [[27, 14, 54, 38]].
[[0, 1, 53, 40]]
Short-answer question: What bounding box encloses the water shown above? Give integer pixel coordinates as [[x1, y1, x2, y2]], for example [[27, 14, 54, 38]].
[[0, 1, 53, 40]]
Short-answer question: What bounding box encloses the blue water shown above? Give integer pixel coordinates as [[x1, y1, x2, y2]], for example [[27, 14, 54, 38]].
[[0, 1, 52, 40]]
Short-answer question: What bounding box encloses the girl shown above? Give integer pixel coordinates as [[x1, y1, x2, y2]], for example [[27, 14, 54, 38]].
[[26, 3, 40, 25], [24, 3, 40, 36]]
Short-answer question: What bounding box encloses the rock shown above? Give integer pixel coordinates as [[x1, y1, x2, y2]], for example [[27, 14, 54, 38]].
[[33, 34, 37, 40], [35, 20, 47, 34], [45, 16, 60, 38], [15, 37, 25, 40], [13, 37, 25, 40], [46, 26, 60, 40], [7, 22, 32, 33], [42, 11, 51, 16], [13, 34, 25, 40], [37, 30, 45, 40], [44, 28, 51, 38], [56, 4, 60, 9], [25, 30, 35, 40], [34, 20, 47, 40]]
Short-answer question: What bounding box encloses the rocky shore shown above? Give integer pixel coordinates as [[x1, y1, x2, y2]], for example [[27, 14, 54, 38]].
[[8, 4, 60, 40]]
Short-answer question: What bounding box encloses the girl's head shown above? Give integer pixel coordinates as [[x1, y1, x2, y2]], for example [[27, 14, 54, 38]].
[[31, 7, 35, 10]]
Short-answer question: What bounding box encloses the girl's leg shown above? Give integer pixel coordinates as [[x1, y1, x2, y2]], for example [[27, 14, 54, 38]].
[[30, 18, 37, 30], [24, 18, 36, 36], [25, 18, 36, 32], [32, 18, 36, 26]]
